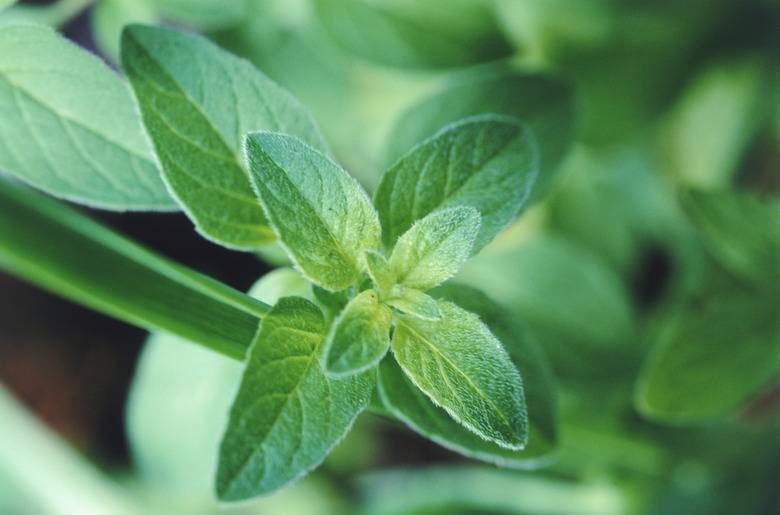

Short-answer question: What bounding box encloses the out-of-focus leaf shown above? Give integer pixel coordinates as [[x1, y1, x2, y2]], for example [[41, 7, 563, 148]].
[[91, 0, 158, 64], [684, 189, 780, 290], [154, 0, 249, 31], [635, 288, 780, 423], [386, 67, 574, 202], [314, 0, 512, 69], [0, 24, 175, 210]]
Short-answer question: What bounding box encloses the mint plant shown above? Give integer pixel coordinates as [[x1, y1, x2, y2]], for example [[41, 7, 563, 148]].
[[0, 22, 550, 502]]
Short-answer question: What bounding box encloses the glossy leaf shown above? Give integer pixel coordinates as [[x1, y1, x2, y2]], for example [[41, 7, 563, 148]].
[[245, 131, 380, 291], [217, 297, 375, 501], [322, 289, 393, 376], [0, 24, 175, 210], [374, 115, 537, 253], [684, 189, 780, 289], [385, 286, 441, 320], [635, 288, 780, 423], [386, 67, 574, 202], [392, 300, 527, 449], [388, 206, 480, 290], [121, 24, 328, 249], [314, 0, 512, 69]]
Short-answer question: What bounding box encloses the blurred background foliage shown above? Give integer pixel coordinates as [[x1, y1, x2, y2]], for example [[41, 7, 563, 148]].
[[0, 0, 778, 513]]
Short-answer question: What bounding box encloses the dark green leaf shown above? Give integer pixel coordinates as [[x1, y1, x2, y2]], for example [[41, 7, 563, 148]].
[[392, 300, 527, 449], [217, 297, 375, 501], [386, 67, 574, 202], [322, 289, 393, 376], [0, 24, 175, 210], [375, 115, 538, 253], [121, 24, 328, 249], [635, 288, 780, 423], [246, 131, 380, 290], [313, 0, 512, 69]]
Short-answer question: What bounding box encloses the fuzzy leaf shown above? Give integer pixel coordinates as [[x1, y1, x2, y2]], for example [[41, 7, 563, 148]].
[[385, 286, 441, 320], [388, 206, 480, 290], [245, 131, 380, 291], [216, 296, 375, 501], [392, 300, 527, 449], [365, 250, 396, 299], [322, 289, 393, 376], [375, 115, 537, 253], [121, 24, 328, 249], [386, 67, 574, 202], [0, 24, 175, 210]]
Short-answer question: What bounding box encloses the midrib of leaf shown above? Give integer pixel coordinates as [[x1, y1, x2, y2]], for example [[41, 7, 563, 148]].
[[0, 67, 155, 164], [229, 331, 327, 488], [397, 318, 513, 433]]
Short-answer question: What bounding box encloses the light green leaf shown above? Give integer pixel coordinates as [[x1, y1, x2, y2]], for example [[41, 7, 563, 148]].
[[392, 300, 527, 449], [375, 115, 538, 253], [386, 67, 574, 202], [0, 24, 175, 210], [635, 288, 780, 423], [154, 0, 249, 31], [684, 189, 780, 289], [216, 296, 375, 501], [91, 0, 158, 64], [121, 24, 328, 249], [0, 1, 17, 12], [313, 0, 512, 69], [322, 289, 393, 376], [245, 131, 381, 291], [388, 206, 480, 290], [365, 250, 396, 299], [385, 286, 441, 320]]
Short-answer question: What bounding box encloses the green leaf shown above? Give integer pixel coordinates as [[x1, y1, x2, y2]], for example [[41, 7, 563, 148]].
[[388, 206, 480, 290], [392, 300, 527, 449], [120, 24, 328, 249], [0, 178, 267, 361], [635, 288, 780, 423], [153, 0, 249, 31], [0, 1, 17, 12], [313, 0, 512, 69], [375, 115, 538, 253], [385, 286, 441, 320], [91, 0, 158, 64], [684, 189, 780, 289], [217, 297, 375, 501], [365, 250, 396, 298], [322, 289, 393, 376], [386, 67, 574, 203], [0, 24, 175, 210], [245, 131, 381, 290]]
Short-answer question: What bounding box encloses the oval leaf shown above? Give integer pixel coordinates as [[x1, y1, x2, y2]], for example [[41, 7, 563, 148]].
[[385, 67, 574, 203], [245, 131, 381, 291], [374, 115, 538, 253], [392, 300, 527, 449], [322, 289, 393, 376], [385, 286, 441, 320], [120, 24, 328, 249], [0, 24, 175, 210], [216, 296, 375, 501], [388, 206, 480, 290]]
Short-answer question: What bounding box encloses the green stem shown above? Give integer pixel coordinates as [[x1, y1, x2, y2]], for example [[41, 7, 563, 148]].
[[0, 178, 270, 361]]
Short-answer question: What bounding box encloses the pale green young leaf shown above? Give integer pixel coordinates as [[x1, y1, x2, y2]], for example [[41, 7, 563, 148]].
[[385, 286, 441, 321], [388, 206, 480, 291], [322, 289, 393, 376], [635, 287, 780, 423], [365, 250, 396, 299], [386, 67, 574, 203], [216, 296, 375, 501], [245, 131, 381, 291], [374, 115, 538, 253], [392, 300, 527, 449], [120, 24, 328, 249], [0, 24, 175, 210], [312, 284, 352, 321]]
